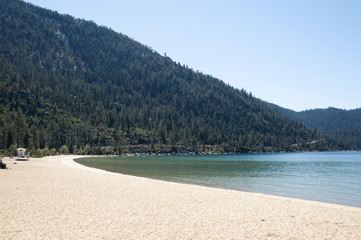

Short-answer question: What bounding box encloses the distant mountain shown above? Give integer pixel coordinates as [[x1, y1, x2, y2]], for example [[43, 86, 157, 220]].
[[271, 104, 361, 149], [0, 0, 342, 155]]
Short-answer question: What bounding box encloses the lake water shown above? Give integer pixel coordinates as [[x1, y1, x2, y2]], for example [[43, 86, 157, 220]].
[[75, 152, 361, 208]]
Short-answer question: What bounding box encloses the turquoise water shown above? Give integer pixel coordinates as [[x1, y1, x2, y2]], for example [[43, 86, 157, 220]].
[[76, 152, 361, 207]]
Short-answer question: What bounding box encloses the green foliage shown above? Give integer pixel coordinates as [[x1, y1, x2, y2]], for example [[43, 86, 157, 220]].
[[0, 0, 343, 155], [273, 105, 361, 150], [7, 144, 17, 157], [59, 145, 69, 154], [31, 148, 44, 158]]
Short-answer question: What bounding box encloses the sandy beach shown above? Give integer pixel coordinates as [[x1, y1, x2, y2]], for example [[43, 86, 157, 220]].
[[1, 155, 361, 239]]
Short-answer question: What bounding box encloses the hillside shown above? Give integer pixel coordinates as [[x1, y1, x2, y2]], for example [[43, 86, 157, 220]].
[[272, 105, 361, 149], [0, 0, 341, 156]]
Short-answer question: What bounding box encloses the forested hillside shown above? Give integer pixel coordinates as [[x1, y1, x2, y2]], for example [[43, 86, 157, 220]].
[[272, 105, 361, 150], [0, 0, 342, 156]]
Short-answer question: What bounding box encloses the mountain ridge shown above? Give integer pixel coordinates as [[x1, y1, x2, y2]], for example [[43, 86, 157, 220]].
[[269, 104, 361, 149], [0, 0, 342, 156]]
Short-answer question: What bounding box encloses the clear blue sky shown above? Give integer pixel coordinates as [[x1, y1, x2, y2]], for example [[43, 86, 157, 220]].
[[26, 0, 361, 111]]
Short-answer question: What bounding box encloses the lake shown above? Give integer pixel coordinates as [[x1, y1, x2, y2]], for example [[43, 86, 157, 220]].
[[75, 152, 361, 208]]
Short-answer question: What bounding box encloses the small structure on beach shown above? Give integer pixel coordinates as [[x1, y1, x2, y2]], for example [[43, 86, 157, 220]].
[[16, 148, 29, 160]]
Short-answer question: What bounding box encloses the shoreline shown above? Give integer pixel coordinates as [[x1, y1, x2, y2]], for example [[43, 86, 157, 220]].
[[71, 155, 361, 211], [75, 153, 361, 209], [1, 155, 361, 239], [105, 149, 361, 157]]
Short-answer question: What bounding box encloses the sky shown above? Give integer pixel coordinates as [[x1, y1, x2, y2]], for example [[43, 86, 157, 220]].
[[26, 0, 361, 111]]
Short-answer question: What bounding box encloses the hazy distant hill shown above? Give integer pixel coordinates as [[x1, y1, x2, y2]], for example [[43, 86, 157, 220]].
[[0, 0, 342, 155], [271, 104, 361, 149]]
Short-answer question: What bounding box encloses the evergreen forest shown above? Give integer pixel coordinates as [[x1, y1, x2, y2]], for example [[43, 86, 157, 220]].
[[272, 105, 361, 150], [0, 0, 344, 156]]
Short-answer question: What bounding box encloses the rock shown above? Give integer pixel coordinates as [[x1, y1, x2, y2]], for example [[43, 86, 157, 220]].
[[0, 161, 7, 169]]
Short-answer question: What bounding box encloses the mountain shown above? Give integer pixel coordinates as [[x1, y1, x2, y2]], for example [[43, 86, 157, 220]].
[[0, 0, 341, 156], [271, 104, 361, 149]]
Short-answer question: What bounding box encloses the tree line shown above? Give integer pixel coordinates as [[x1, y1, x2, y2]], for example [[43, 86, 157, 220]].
[[0, 0, 344, 156]]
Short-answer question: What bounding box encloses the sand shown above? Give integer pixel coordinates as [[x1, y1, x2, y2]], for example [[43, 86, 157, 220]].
[[1, 155, 361, 239]]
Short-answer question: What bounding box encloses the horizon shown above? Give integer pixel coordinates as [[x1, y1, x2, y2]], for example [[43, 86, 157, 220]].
[[25, 0, 361, 111]]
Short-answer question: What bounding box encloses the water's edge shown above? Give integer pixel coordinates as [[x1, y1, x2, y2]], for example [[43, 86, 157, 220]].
[[75, 152, 361, 208]]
